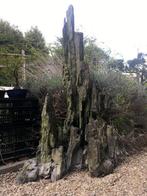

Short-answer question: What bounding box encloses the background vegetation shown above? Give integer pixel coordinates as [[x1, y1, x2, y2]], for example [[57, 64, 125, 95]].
[[0, 18, 147, 137]]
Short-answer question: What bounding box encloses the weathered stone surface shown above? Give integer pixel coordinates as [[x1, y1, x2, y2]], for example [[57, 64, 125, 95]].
[[39, 91, 59, 163], [86, 118, 117, 177], [106, 125, 118, 162], [16, 159, 55, 183], [51, 146, 65, 181], [66, 126, 81, 170], [39, 162, 51, 178], [39, 94, 51, 163], [71, 147, 83, 169], [86, 118, 106, 177], [16, 5, 119, 184], [27, 167, 38, 181], [101, 159, 114, 175], [16, 159, 38, 184], [63, 5, 91, 173]]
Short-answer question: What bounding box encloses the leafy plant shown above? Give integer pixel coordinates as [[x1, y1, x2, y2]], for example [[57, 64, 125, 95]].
[[0, 54, 23, 87], [93, 65, 146, 133]]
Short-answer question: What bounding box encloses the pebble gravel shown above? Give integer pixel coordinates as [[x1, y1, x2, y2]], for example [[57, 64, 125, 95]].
[[0, 148, 147, 196]]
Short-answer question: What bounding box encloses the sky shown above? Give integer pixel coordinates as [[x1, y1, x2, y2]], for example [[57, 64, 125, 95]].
[[0, 0, 147, 60]]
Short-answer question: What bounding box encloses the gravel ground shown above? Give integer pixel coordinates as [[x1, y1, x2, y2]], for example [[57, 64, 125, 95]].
[[0, 148, 147, 196]]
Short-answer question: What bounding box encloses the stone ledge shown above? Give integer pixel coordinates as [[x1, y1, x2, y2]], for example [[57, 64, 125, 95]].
[[0, 160, 25, 175]]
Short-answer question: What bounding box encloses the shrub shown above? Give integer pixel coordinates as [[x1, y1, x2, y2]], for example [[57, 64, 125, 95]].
[[92, 66, 146, 134]]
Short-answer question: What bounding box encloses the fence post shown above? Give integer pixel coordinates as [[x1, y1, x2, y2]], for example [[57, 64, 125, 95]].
[[21, 49, 26, 81]]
